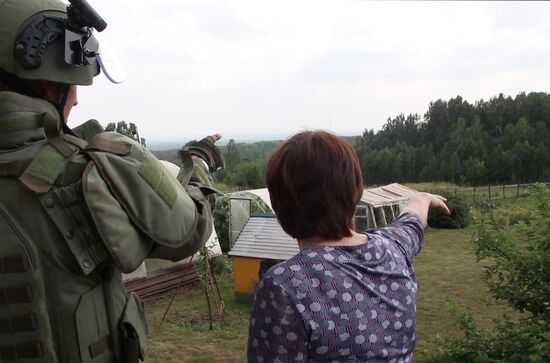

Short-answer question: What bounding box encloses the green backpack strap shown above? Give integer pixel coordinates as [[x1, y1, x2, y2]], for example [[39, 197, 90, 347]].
[[18, 111, 85, 193], [177, 149, 195, 187], [19, 145, 71, 193]]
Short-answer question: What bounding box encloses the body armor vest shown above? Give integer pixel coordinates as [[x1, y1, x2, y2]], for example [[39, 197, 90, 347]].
[[0, 92, 213, 362]]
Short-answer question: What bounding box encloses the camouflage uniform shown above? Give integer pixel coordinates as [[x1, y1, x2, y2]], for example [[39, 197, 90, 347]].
[[0, 0, 218, 361]]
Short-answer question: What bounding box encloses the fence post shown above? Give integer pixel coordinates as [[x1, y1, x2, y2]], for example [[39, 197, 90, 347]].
[[517, 183, 520, 197], [488, 185, 491, 199], [503, 184, 505, 199], [454, 188, 457, 197], [473, 186, 476, 203]]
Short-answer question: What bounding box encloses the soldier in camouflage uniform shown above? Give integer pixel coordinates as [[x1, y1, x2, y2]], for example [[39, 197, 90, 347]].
[[0, 0, 223, 361]]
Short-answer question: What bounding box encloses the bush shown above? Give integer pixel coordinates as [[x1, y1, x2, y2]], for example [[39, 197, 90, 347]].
[[507, 208, 532, 226], [211, 255, 232, 275], [431, 303, 550, 363], [430, 184, 550, 362], [213, 196, 230, 253], [428, 195, 471, 229]]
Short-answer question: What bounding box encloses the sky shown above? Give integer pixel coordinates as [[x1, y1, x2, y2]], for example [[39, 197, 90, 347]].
[[68, 0, 550, 145]]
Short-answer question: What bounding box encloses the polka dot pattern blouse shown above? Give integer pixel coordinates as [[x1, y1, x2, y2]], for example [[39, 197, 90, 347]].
[[247, 213, 424, 363]]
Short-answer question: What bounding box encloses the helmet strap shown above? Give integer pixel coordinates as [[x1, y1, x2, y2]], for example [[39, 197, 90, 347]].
[[54, 83, 70, 124], [55, 84, 78, 136]]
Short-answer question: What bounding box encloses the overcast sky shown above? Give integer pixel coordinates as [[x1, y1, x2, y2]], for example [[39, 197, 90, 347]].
[[69, 1, 550, 144]]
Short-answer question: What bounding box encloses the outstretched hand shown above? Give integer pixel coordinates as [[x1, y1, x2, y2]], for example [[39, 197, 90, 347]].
[[182, 134, 225, 172], [421, 193, 450, 215], [402, 192, 450, 228]]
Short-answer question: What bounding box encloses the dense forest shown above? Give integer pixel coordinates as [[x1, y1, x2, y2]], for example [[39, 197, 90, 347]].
[[152, 92, 550, 188], [358, 92, 550, 185]]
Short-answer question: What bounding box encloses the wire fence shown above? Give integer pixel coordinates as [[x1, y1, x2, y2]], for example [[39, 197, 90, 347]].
[[429, 182, 550, 204]]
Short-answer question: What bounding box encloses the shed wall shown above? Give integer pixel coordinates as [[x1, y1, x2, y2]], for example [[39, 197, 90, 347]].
[[233, 256, 262, 301]]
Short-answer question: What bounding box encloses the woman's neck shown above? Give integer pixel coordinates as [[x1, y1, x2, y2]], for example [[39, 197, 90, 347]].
[[298, 230, 368, 250]]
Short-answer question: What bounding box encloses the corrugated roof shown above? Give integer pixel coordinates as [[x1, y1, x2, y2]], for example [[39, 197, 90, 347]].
[[228, 214, 299, 260], [360, 183, 417, 207]]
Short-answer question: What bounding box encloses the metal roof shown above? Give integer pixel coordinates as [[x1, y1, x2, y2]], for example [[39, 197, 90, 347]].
[[228, 214, 299, 260], [360, 183, 417, 208]]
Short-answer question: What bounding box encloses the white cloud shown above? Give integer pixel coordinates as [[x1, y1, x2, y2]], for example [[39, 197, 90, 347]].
[[69, 0, 550, 143]]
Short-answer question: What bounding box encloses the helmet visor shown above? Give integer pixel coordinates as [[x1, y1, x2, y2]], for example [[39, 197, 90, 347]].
[[94, 30, 126, 84]]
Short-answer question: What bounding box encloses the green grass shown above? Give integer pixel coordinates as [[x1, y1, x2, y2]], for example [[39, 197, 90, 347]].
[[145, 273, 250, 362], [145, 200, 527, 362], [413, 227, 519, 361]]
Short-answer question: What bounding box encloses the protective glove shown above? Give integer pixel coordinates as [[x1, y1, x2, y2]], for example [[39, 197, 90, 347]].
[[180, 135, 225, 173]]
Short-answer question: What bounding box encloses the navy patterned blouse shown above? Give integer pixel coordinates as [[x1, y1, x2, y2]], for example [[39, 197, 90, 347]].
[[247, 212, 424, 363]]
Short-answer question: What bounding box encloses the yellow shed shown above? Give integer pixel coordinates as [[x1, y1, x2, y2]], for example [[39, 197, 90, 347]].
[[228, 214, 299, 302]]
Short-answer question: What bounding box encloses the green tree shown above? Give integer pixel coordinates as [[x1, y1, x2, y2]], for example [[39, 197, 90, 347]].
[[225, 139, 241, 171], [229, 162, 264, 189], [463, 157, 487, 186], [510, 141, 536, 183]]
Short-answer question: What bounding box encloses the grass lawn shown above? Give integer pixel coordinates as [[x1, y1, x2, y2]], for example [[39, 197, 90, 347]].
[[145, 205, 521, 362]]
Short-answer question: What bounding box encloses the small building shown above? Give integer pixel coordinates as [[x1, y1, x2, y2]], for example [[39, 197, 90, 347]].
[[228, 214, 297, 301]]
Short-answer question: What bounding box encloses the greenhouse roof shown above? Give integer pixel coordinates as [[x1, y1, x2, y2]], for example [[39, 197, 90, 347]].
[[360, 183, 418, 208]]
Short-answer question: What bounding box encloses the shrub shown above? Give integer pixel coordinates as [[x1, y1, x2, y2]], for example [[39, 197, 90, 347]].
[[213, 196, 230, 252], [428, 195, 471, 229], [430, 184, 550, 362], [211, 255, 232, 275], [507, 208, 532, 226]]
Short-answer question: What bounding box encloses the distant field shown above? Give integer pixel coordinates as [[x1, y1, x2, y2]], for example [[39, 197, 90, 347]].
[[145, 202, 523, 362]]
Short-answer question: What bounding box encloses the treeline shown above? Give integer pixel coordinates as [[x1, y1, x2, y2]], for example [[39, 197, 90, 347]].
[[151, 92, 550, 188], [214, 140, 272, 188], [213, 136, 361, 188], [357, 92, 550, 185], [151, 140, 278, 188]]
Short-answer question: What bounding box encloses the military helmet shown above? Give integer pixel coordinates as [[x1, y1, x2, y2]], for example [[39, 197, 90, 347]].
[[0, 0, 122, 86]]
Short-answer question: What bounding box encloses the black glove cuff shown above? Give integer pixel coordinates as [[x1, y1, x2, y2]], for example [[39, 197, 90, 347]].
[[181, 136, 224, 172]]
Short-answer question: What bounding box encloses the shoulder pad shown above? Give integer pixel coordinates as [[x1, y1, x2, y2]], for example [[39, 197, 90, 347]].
[[83, 132, 201, 267]]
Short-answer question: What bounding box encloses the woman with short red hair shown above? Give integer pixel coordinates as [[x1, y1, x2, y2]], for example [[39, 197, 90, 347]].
[[247, 130, 449, 362]]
